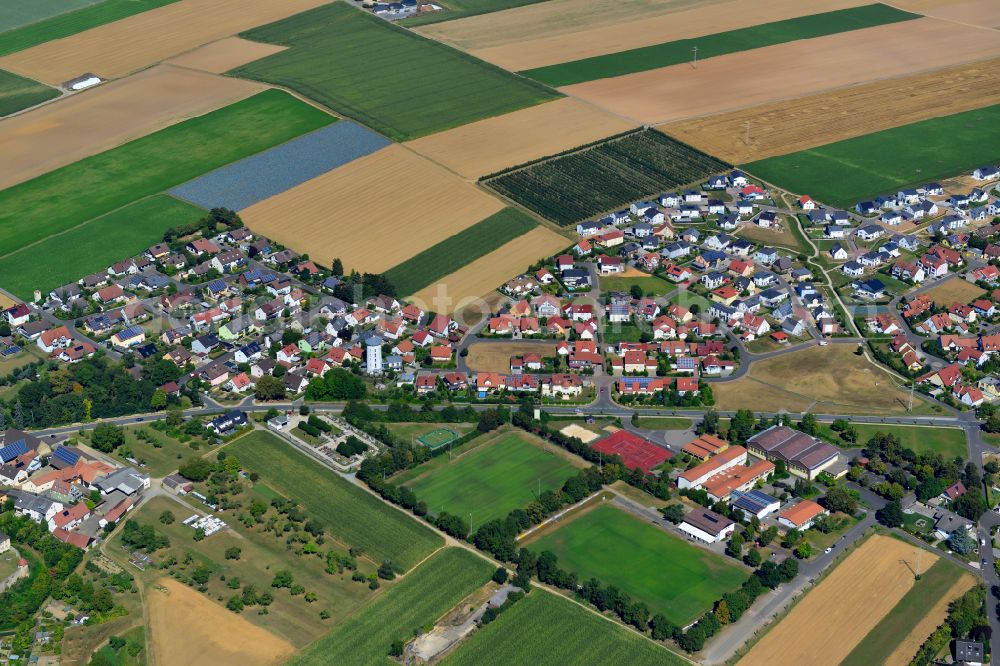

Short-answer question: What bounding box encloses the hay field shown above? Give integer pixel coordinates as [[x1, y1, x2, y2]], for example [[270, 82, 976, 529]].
[[148, 578, 295, 666], [466, 342, 558, 373], [923, 277, 986, 307], [893, 0, 1000, 28], [0, 0, 331, 85], [883, 575, 975, 665], [740, 536, 936, 666], [409, 226, 569, 313], [166, 37, 286, 73], [419, 0, 866, 71], [405, 98, 635, 179], [712, 344, 930, 415], [0, 64, 265, 190], [241, 145, 504, 273], [662, 57, 1000, 163], [561, 18, 1000, 126]]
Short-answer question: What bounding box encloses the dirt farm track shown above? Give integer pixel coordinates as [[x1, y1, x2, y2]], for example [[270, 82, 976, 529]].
[[0, 64, 266, 190], [562, 17, 1000, 126], [740, 535, 935, 666], [0, 0, 331, 85]]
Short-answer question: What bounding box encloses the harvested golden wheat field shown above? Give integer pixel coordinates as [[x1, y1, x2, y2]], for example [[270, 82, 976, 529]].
[[884, 573, 975, 666], [405, 98, 635, 179], [419, 0, 866, 71], [893, 0, 1000, 28], [0, 0, 331, 85], [562, 18, 1000, 126], [661, 57, 1000, 163], [148, 578, 294, 666], [0, 64, 265, 190], [166, 37, 287, 74], [740, 536, 935, 666], [410, 226, 569, 313], [241, 145, 505, 273], [922, 277, 986, 308], [466, 342, 559, 373]]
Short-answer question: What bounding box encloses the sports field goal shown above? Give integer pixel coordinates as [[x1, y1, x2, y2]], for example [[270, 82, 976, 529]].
[[416, 427, 461, 450]]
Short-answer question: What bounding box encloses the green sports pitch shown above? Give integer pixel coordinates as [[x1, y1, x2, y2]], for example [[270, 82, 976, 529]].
[[417, 427, 462, 450], [528, 503, 749, 626]]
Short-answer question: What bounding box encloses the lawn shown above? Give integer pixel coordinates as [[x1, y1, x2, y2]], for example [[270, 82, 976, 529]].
[[669, 289, 711, 313], [0, 89, 332, 259], [402, 0, 548, 26], [840, 558, 969, 666], [110, 495, 379, 647], [603, 321, 646, 345], [228, 430, 444, 571], [528, 503, 748, 625], [0, 69, 58, 116], [386, 422, 475, 443], [231, 3, 558, 141], [745, 102, 1000, 207], [0, 195, 204, 299], [0, 0, 178, 56], [633, 416, 693, 430], [818, 422, 967, 458], [443, 588, 688, 666], [394, 429, 582, 526], [600, 273, 673, 297], [291, 548, 493, 666], [383, 208, 540, 296], [103, 423, 216, 478], [522, 4, 917, 86]]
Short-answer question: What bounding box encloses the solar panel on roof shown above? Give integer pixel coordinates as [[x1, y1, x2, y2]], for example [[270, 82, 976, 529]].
[[53, 447, 81, 465], [0, 439, 28, 462]]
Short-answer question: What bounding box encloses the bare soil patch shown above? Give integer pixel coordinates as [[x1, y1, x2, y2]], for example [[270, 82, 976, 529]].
[[662, 57, 1000, 163], [147, 578, 294, 666], [466, 342, 558, 373], [410, 226, 569, 314], [740, 535, 936, 666], [893, 0, 1000, 28], [166, 37, 287, 74], [0, 0, 331, 85], [419, 0, 865, 71], [884, 573, 975, 666], [560, 423, 600, 443], [405, 98, 635, 179], [241, 144, 504, 273], [922, 277, 985, 307], [563, 18, 1000, 126], [0, 64, 264, 190]]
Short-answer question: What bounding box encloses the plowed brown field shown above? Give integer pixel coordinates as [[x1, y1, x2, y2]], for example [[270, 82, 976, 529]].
[[740, 536, 935, 666], [409, 226, 568, 314], [563, 18, 1000, 126], [405, 98, 635, 179], [419, 0, 866, 71], [241, 145, 505, 273], [893, 0, 1000, 28], [0, 0, 331, 85], [0, 64, 265, 189], [148, 578, 294, 666], [661, 57, 1000, 162], [166, 37, 287, 74]]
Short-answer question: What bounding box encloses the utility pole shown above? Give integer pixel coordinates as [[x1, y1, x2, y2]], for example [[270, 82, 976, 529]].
[[691, 46, 698, 68]]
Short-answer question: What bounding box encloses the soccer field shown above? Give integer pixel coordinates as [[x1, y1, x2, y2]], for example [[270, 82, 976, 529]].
[[396, 430, 582, 526], [529, 503, 748, 626]]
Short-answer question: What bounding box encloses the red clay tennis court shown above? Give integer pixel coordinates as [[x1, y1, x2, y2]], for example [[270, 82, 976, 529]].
[[591, 430, 671, 473]]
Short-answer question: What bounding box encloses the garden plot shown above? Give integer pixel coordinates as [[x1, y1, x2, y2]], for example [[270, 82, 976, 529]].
[[0, 64, 266, 190], [0, 0, 331, 85], [240, 144, 505, 273], [561, 18, 1000, 126], [170, 121, 391, 211]]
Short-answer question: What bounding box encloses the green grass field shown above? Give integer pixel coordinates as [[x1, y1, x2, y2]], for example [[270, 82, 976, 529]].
[[444, 589, 688, 665], [599, 273, 673, 297], [394, 430, 581, 526], [401, 0, 549, 26], [387, 422, 474, 443], [841, 558, 967, 666], [530, 503, 748, 625], [0, 69, 58, 116], [231, 3, 558, 141], [418, 427, 462, 449], [0, 0, 177, 56], [522, 4, 917, 86], [745, 103, 1000, 207], [0, 195, 203, 299], [291, 548, 493, 666], [633, 416, 693, 430], [818, 423, 967, 458], [228, 430, 443, 571], [0, 90, 332, 260], [384, 208, 540, 296]]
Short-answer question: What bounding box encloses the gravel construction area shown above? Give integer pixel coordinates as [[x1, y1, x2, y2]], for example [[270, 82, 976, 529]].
[[169, 121, 391, 211]]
